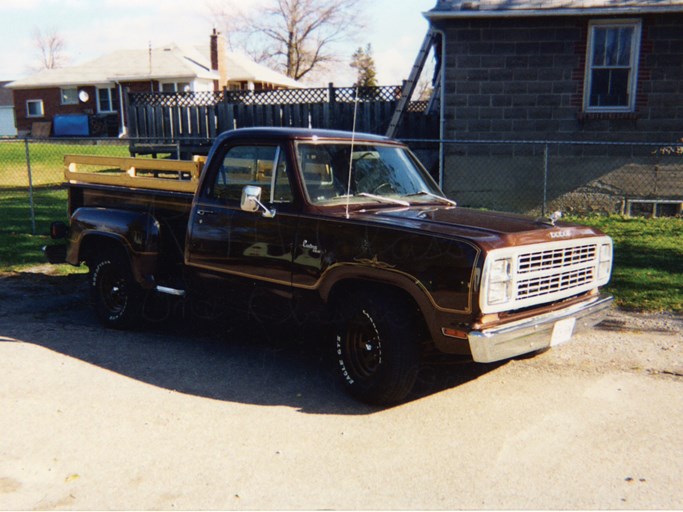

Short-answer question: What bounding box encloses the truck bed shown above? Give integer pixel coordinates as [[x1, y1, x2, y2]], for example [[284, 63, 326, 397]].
[[64, 154, 206, 275]]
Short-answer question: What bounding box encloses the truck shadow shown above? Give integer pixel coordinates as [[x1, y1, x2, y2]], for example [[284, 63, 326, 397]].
[[0, 271, 502, 415]]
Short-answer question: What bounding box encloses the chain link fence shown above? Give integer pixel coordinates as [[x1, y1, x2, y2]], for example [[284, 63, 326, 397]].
[[1, 137, 681, 238], [0, 138, 172, 236], [411, 138, 683, 218]]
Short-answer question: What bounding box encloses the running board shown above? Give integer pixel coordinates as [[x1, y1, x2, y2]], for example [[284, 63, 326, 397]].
[[156, 285, 186, 297]]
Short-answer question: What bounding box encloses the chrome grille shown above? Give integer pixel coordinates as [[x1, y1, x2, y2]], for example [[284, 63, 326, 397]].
[[518, 244, 597, 273], [480, 236, 612, 315], [517, 267, 595, 299], [515, 242, 599, 300]]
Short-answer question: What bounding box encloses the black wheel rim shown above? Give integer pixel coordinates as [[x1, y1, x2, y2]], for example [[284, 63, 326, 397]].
[[344, 313, 382, 382], [98, 265, 127, 315]]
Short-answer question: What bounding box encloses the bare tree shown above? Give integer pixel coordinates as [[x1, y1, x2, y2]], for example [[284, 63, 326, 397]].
[[32, 26, 67, 70], [213, 0, 365, 82]]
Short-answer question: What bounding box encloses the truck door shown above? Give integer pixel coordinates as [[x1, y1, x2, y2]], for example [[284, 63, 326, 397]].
[[186, 141, 297, 288]]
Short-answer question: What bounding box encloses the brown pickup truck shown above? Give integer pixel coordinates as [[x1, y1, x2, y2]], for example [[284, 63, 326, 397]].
[[47, 127, 614, 404]]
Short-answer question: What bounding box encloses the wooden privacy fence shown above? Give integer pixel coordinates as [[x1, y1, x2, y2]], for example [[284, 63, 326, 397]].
[[126, 84, 438, 156]]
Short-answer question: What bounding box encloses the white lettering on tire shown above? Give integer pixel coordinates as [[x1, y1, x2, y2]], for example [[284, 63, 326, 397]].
[[93, 259, 127, 322], [336, 334, 354, 385], [335, 308, 383, 387]]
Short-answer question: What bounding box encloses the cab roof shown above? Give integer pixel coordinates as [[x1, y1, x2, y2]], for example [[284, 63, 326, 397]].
[[214, 127, 400, 145]]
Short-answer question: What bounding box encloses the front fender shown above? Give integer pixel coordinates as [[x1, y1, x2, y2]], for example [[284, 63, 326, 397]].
[[67, 207, 161, 287], [318, 264, 472, 348]]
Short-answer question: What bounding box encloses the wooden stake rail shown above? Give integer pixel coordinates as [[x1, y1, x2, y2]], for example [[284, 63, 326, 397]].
[[64, 154, 206, 193]]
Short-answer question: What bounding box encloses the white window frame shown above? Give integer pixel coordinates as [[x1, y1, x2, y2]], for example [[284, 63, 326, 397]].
[[583, 19, 642, 113], [96, 86, 117, 113], [159, 81, 192, 93], [60, 88, 78, 105], [26, 99, 44, 118]]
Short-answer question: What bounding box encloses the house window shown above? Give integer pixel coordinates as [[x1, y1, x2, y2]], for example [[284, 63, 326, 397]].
[[26, 99, 44, 118], [160, 82, 191, 93], [584, 19, 641, 112], [61, 88, 78, 105], [97, 87, 118, 113]]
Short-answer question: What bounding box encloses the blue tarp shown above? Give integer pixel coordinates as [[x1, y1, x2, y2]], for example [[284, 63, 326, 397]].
[[53, 114, 89, 136]]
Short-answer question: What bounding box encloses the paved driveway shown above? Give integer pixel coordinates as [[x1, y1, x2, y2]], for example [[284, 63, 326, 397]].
[[1, 269, 682, 510]]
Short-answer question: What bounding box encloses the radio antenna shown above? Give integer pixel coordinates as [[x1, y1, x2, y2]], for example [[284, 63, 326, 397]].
[[345, 87, 359, 220]]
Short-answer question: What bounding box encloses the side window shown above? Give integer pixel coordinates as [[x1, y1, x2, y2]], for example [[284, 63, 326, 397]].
[[206, 144, 293, 204]]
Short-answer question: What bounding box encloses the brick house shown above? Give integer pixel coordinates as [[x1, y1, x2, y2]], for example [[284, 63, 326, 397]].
[[425, 0, 683, 214], [7, 31, 300, 137]]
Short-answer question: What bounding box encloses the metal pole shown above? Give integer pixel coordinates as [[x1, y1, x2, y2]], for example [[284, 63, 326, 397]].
[[542, 143, 549, 217], [24, 138, 37, 235]]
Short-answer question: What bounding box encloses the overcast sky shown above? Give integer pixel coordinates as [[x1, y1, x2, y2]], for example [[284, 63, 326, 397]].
[[0, 0, 436, 85]]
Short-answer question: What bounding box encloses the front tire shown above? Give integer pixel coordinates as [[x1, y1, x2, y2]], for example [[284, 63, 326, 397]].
[[89, 250, 143, 329], [334, 290, 421, 405]]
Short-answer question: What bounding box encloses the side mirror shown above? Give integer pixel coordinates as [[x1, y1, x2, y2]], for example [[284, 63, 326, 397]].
[[240, 186, 276, 218]]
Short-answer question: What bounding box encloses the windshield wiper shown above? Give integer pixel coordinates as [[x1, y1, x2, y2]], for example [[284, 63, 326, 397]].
[[357, 192, 410, 206], [403, 191, 457, 206]]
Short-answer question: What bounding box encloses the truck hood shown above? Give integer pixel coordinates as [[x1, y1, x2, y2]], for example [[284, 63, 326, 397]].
[[353, 206, 604, 249]]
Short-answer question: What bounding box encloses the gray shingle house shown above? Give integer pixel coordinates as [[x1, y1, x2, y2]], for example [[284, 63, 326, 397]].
[[425, 0, 683, 214]]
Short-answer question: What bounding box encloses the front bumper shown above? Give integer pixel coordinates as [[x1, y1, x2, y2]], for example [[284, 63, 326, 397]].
[[468, 294, 613, 363]]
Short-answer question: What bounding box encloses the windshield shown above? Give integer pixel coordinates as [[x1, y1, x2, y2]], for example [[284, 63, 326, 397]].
[[296, 142, 444, 206]]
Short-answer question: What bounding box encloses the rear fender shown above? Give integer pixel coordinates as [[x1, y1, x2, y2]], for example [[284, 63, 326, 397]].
[[67, 207, 161, 288]]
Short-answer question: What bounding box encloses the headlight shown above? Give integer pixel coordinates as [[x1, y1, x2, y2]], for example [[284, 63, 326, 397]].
[[487, 257, 513, 305], [598, 242, 613, 280]]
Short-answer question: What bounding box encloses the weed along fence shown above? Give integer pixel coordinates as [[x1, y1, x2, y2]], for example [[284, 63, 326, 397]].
[[125, 84, 439, 157]]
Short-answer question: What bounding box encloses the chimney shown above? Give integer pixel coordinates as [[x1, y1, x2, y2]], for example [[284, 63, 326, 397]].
[[210, 28, 227, 91]]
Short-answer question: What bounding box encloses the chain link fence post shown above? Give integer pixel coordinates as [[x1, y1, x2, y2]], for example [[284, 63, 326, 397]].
[[542, 143, 549, 217], [24, 138, 36, 235]]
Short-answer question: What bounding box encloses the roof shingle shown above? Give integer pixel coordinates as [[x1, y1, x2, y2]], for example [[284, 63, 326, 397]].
[[429, 0, 683, 16]]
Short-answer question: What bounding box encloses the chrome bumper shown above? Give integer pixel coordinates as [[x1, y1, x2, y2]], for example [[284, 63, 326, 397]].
[[468, 294, 614, 363]]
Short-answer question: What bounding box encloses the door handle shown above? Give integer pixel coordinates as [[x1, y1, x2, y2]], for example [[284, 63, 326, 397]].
[[197, 209, 216, 216]]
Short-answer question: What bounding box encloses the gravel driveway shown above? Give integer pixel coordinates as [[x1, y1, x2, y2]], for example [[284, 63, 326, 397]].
[[1, 267, 682, 510]]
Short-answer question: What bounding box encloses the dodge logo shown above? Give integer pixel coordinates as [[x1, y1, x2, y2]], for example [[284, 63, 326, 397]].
[[549, 230, 571, 239]]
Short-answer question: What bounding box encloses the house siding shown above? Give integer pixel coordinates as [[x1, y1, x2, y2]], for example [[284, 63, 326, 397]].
[[13, 86, 98, 135], [435, 13, 683, 143], [12, 81, 158, 136], [432, 13, 683, 214]]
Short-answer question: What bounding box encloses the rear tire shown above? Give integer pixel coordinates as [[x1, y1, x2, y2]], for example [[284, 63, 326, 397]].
[[89, 250, 143, 329], [333, 290, 421, 405]]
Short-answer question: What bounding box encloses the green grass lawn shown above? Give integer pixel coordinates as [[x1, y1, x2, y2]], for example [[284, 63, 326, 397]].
[[0, 188, 69, 268], [566, 215, 683, 313], [0, 140, 132, 187], [0, 140, 129, 270]]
